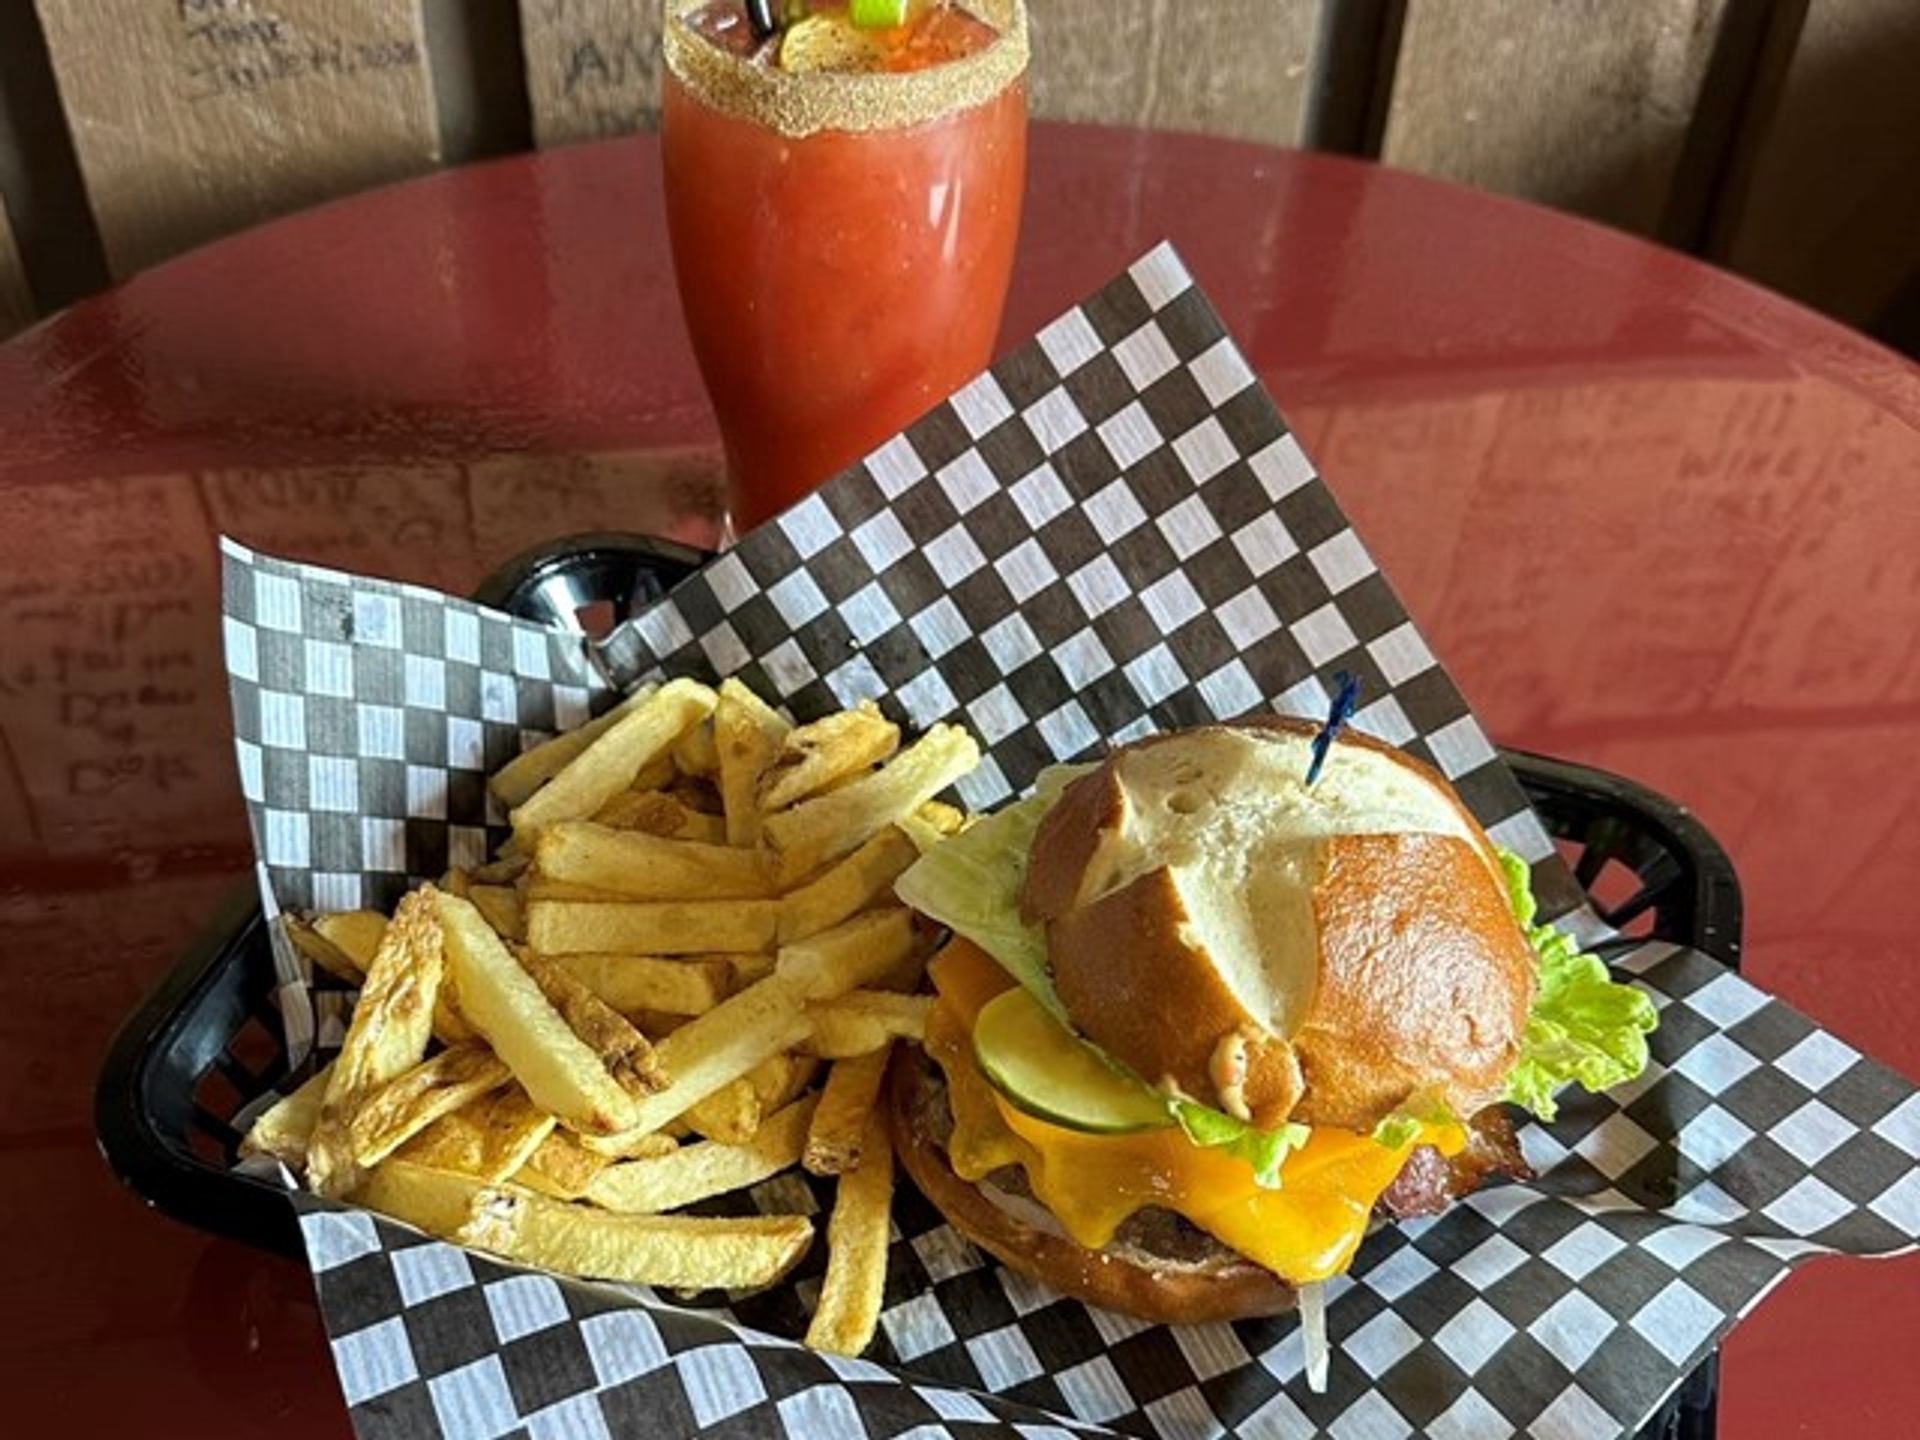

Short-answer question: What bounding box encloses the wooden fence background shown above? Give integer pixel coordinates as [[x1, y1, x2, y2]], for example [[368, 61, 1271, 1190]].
[[0, 1, 1913, 352]]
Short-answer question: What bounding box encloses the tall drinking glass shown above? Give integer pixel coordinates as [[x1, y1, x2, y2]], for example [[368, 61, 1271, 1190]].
[[661, 1, 1029, 532]]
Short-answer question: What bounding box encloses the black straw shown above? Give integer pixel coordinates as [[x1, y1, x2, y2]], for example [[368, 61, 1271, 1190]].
[[1305, 671, 1361, 785], [746, 0, 778, 39]]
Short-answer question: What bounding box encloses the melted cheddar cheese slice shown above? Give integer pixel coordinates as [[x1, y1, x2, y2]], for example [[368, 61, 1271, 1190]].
[[927, 941, 1465, 1285]]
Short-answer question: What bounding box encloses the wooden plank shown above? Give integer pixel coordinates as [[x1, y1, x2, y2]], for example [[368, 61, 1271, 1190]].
[[519, 0, 666, 148], [1026, 0, 1319, 144], [468, 448, 727, 566], [0, 473, 229, 856], [520, 1, 1322, 149], [1380, 0, 1733, 237], [35, 0, 441, 278], [197, 463, 479, 599], [1716, 0, 1920, 334], [0, 197, 31, 339]]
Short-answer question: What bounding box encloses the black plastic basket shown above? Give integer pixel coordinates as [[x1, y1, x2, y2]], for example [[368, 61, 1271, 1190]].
[[94, 534, 1741, 1440]]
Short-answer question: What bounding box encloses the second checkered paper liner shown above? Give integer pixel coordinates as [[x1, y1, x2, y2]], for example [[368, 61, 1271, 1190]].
[[221, 246, 1920, 1440]]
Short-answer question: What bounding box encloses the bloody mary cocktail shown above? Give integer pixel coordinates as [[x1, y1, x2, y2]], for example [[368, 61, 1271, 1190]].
[[662, 1, 1028, 531]]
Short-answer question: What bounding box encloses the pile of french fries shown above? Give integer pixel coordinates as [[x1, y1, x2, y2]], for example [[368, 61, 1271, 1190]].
[[242, 676, 981, 1356]]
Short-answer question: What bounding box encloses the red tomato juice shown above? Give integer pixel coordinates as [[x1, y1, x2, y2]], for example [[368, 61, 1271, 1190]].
[[662, 3, 1028, 531]]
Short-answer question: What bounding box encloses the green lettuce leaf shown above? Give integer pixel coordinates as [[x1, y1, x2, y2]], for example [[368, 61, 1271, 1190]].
[[893, 764, 1089, 1020], [1498, 848, 1658, 1122], [1176, 1103, 1310, 1188], [1370, 1090, 1456, 1149], [1370, 1113, 1422, 1150], [898, 766, 1309, 1186]]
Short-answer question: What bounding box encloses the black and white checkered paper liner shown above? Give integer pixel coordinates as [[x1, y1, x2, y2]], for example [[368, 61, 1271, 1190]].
[[221, 245, 1920, 1439]]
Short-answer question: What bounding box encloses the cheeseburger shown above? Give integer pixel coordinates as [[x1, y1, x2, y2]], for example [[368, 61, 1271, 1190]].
[[893, 717, 1654, 1349]]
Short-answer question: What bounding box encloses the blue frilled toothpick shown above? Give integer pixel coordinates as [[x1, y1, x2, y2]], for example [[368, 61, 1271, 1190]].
[[1304, 671, 1361, 785]]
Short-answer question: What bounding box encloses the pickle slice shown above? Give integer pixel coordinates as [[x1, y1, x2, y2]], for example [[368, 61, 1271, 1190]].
[[972, 986, 1174, 1134]]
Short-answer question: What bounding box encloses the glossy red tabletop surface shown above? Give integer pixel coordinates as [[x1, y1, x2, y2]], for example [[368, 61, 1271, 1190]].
[[3, 127, 1916, 1436]]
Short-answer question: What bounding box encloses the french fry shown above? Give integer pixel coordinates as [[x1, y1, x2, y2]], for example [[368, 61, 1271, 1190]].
[[536, 821, 772, 901], [398, 1086, 557, 1183], [775, 909, 916, 1002], [806, 992, 932, 1059], [762, 724, 979, 886], [881, 925, 936, 994], [878, 960, 929, 1000], [309, 906, 474, 1044], [353, 1158, 489, 1239], [679, 1055, 817, 1146], [521, 954, 667, 1098], [521, 878, 636, 903], [432, 996, 479, 1046], [804, 1048, 890, 1175], [300, 682, 979, 1358], [514, 1127, 640, 1200], [510, 1167, 576, 1202], [592, 789, 727, 843], [471, 853, 531, 885], [510, 679, 715, 840], [672, 717, 720, 777], [587, 910, 906, 1155], [540, 953, 733, 1016], [311, 910, 390, 972], [682, 1078, 762, 1145], [805, 1114, 895, 1356], [240, 1063, 333, 1170], [748, 1051, 821, 1112], [587, 1095, 819, 1213], [715, 678, 789, 848], [284, 915, 368, 984], [776, 827, 920, 943], [730, 954, 777, 986], [306, 888, 446, 1197], [812, 769, 872, 799], [488, 684, 660, 809], [893, 810, 949, 855], [435, 891, 639, 1134], [633, 750, 677, 793], [349, 1043, 513, 1166], [468, 884, 523, 941], [481, 1089, 561, 1173], [525, 898, 780, 956], [619, 1131, 679, 1160], [626, 1008, 691, 1038], [914, 799, 968, 835], [590, 789, 650, 829], [457, 1187, 814, 1291], [664, 791, 718, 821], [757, 703, 900, 812], [583, 975, 813, 1155]]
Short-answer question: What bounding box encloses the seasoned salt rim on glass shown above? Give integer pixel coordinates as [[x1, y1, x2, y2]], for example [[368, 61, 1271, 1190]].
[[663, 0, 1029, 138]]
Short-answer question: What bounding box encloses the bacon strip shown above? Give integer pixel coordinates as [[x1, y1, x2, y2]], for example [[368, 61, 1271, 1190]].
[[1376, 1106, 1532, 1220]]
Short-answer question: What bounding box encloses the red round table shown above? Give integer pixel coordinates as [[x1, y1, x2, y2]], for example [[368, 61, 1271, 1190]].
[[3, 127, 1916, 1437]]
